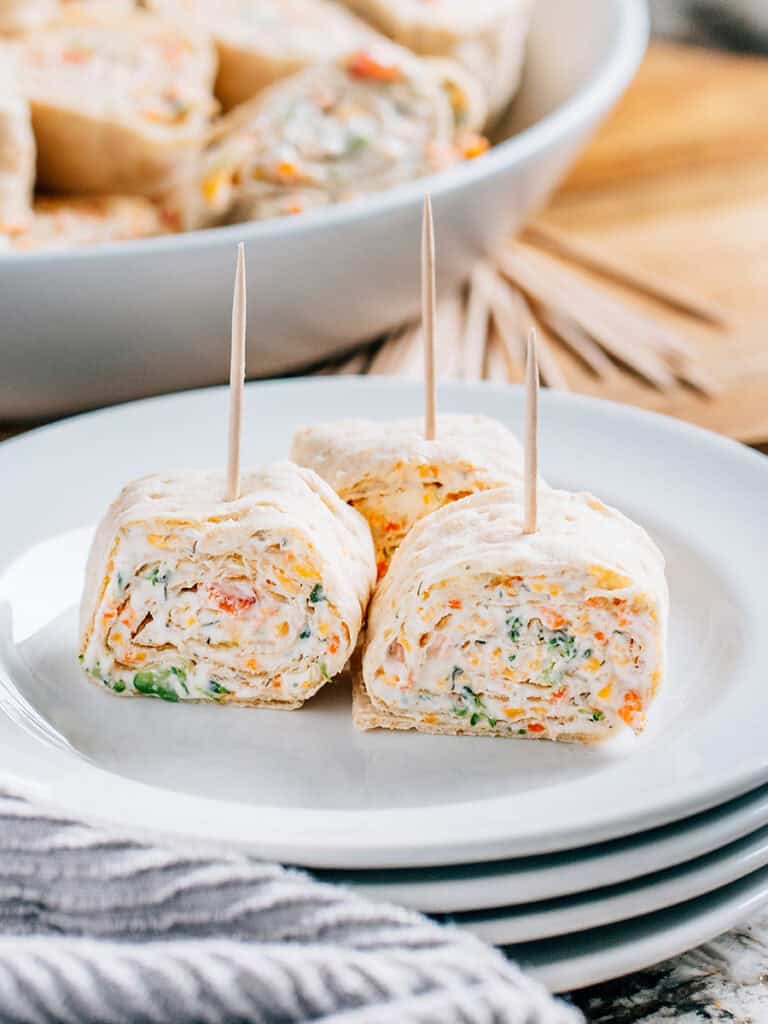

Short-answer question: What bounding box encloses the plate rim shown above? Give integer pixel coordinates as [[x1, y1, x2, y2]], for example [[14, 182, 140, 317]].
[[515, 864, 768, 992], [328, 784, 768, 912], [455, 820, 768, 944]]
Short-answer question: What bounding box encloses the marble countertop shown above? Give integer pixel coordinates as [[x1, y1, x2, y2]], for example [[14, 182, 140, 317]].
[[567, 913, 768, 1022]]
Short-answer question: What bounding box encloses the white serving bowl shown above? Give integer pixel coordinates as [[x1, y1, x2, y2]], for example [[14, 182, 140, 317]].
[[0, 0, 648, 419]]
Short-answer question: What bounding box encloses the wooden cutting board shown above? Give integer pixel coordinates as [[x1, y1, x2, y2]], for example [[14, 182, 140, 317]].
[[537, 41, 768, 444]]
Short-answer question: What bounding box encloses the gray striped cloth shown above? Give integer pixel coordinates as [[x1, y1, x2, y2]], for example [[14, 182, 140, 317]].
[[0, 785, 580, 1024]]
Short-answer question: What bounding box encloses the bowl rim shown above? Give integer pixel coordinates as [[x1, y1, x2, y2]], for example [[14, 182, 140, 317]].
[[4, 0, 649, 266]]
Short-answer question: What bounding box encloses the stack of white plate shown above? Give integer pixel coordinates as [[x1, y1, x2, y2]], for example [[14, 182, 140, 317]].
[[1, 378, 767, 993]]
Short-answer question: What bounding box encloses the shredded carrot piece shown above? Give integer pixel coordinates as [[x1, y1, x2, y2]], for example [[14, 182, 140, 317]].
[[448, 599, 462, 610], [201, 170, 230, 204], [61, 48, 91, 64], [460, 132, 489, 160], [527, 723, 545, 733], [207, 584, 256, 615], [275, 161, 299, 183], [618, 689, 643, 725], [347, 50, 404, 82], [539, 607, 566, 630]]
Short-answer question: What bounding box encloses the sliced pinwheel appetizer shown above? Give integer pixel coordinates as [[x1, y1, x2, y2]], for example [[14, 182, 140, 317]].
[[358, 485, 668, 742], [337, 0, 533, 121], [145, 0, 380, 110], [291, 414, 525, 579], [20, 5, 217, 197], [0, 44, 34, 234], [183, 43, 485, 227], [79, 463, 376, 707], [2, 195, 174, 252]]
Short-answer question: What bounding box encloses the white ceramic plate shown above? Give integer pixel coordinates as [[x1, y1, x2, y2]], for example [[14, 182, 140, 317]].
[[319, 785, 768, 912], [0, 378, 767, 868], [512, 864, 768, 992], [453, 823, 768, 944]]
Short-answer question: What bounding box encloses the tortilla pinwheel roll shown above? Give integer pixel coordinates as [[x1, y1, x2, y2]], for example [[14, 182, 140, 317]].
[[20, 5, 217, 197], [0, 45, 34, 234], [182, 43, 484, 228], [79, 463, 376, 707], [291, 415, 525, 579], [146, 0, 380, 111], [3, 195, 174, 252], [358, 486, 668, 742], [337, 0, 533, 121]]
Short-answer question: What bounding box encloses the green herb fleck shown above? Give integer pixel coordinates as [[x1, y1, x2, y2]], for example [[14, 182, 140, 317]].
[[548, 629, 577, 660], [309, 584, 325, 604], [112, 680, 126, 694], [319, 662, 331, 682], [450, 665, 464, 683], [592, 710, 604, 722], [299, 626, 311, 640], [454, 685, 497, 728], [583, 648, 592, 658], [133, 668, 183, 703], [347, 133, 370, 154], [506, 615, 523, 643], [207, 680, 231, 697], [171, 666, 189, 693]]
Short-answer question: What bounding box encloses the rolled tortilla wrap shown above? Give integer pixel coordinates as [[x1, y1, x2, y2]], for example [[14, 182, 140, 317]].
[[0, 44, 34, 233], [146, 0, 380, 110], [79, 463, 376, 707], [359, 486, 668, 742], [20, 5, 217, 197], [178, 43, 480, 227], [291, 414, 526, 578], [337, 0, 533, 121], [3, 195, 173, 252]]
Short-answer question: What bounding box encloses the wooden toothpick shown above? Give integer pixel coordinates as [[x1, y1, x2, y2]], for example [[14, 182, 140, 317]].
[[422, 194, 437, 441], [226, 242, 246, 501], [523, 327, 539, 535]]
